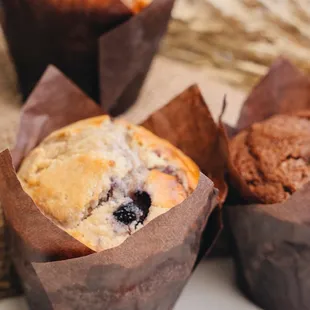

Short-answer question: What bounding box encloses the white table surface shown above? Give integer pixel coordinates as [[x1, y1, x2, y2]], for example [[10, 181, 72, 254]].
[[0, 258, 261, 310], [175, 259, 261, 310]]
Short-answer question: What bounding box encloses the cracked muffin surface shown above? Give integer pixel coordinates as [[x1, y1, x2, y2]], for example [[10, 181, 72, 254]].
[[18, 115, 199, 252], [230, 113, 310, 204]]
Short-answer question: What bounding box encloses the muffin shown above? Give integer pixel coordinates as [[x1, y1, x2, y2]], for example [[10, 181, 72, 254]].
[[230, 112, 310, 204], [18, 116, 199, 252]]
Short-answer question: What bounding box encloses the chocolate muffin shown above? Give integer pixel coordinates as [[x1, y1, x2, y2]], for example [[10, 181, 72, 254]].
[[230, 112, 310, 204], [18, 116, 199, 252]]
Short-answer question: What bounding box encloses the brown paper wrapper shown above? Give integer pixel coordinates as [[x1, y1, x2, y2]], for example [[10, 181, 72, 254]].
[[225, 58, 310, 310], [142, 85, 228, 204], [0, 67, 218, 309], [1, 0, 174, 114], [142, 86, 231, 257], [99, 0, 175, 115]]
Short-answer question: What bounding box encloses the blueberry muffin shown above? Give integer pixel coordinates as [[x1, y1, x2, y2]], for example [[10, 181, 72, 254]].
[[230, 112, 310, 204], [18, 116, 199, 252]]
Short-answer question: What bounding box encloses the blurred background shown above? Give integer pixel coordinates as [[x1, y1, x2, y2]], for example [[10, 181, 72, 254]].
[[1, 0, 310, 158], [1, 0, 310, 150], [162, 0, 310, 89]]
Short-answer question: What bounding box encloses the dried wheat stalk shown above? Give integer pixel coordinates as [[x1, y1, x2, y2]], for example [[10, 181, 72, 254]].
[[161, 0, 310, 89]]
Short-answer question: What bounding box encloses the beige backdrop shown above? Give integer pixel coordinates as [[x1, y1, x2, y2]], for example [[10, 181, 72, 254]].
[[162, 0, 310, 89]]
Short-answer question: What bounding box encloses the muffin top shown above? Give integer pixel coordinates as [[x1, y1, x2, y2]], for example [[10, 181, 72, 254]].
[[122, 0, 152, 12], [230, 113, 310, 204], [18, 116, 199, 251]]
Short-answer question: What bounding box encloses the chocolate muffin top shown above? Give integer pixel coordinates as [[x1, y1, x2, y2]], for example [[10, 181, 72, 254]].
[[18, 115, 199, 252], [230, 113, 310, 204]]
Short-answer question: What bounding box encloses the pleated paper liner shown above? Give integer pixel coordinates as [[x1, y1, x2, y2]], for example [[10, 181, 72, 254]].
[[1, 0, 174, 114], [0, 66, 222, 309], [142, 87, 230, 257], [225, 58, 310, 310]]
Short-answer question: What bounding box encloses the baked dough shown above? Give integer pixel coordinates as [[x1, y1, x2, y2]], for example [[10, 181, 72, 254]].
[[230, 113, 310, 204], [18, 116, 199, 251], [121, 0, 152, 12]]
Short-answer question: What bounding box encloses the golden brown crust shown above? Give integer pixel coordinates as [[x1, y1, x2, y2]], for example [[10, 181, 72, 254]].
[[18, 115, 199, 251], [230, 113, 310, 204], [146, 170, 187, 208], [121, 0, 152, 12]]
